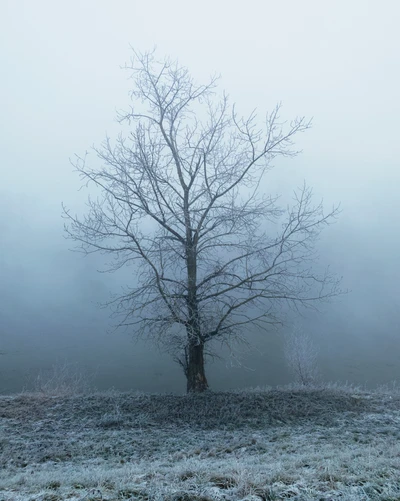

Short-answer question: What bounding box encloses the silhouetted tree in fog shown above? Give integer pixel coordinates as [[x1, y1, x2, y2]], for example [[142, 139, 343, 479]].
[[63, 49, 342, 393]]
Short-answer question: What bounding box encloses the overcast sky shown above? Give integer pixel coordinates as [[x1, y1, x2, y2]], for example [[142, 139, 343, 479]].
[[1, 0, 399, 393]]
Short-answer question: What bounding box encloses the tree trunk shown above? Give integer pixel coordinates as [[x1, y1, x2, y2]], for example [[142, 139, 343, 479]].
[[184, 220, 208, 392], [186, 342, 209, 393]]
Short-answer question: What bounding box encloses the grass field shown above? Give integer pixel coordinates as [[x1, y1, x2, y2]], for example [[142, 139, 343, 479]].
[[1, 384, 400, 500]]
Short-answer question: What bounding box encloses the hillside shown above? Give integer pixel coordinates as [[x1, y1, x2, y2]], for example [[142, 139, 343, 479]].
[[1, 385, 400, 500]]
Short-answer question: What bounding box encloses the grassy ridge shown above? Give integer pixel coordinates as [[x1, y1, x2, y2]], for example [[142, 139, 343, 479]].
[[1, 384, 400, 500]]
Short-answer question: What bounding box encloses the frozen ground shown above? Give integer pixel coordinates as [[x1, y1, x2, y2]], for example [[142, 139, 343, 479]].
[[1, 384, 400, 500]]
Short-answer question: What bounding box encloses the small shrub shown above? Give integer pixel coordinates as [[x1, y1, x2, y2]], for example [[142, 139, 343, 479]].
[[284, 326, 320, 386], [28, 361, 93, 397]]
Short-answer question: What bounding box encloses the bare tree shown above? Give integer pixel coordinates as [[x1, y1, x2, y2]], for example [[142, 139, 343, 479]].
[[63, 49, 342, 393], [284, 326, 320, 386]]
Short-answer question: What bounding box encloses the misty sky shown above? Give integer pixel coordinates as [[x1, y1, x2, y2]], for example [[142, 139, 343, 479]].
[[1, 0, 399, 393]]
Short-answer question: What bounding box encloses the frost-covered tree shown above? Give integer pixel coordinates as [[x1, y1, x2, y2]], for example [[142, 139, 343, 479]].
[[63, 49, 341, 393]]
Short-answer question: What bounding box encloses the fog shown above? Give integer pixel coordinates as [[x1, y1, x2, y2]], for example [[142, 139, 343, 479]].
[[1, 0, 399, 394]]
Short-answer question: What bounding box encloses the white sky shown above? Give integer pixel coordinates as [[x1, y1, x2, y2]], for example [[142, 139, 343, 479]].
[[1, 0, 400, 391], [2, 0, 399, 202]]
